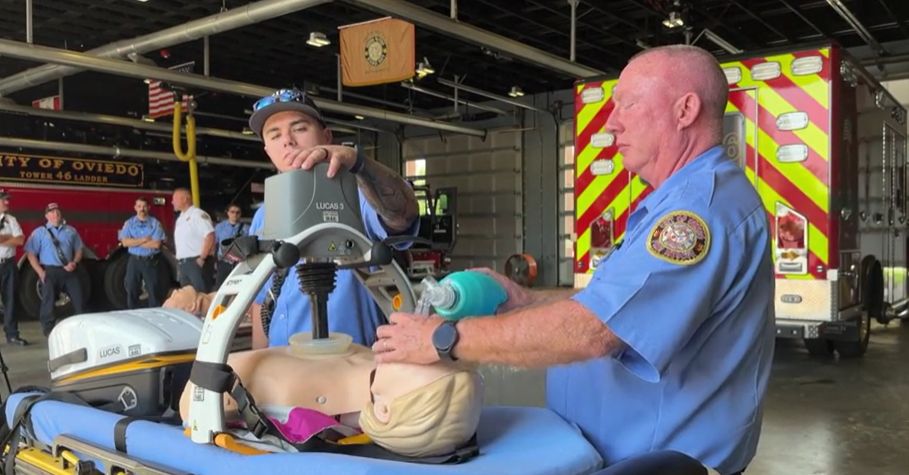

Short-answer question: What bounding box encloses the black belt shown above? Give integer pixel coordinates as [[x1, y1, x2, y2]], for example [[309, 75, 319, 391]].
[[0, 257, 13, 264], [179, 256, 201, 263], [130, 254, 158, 261]]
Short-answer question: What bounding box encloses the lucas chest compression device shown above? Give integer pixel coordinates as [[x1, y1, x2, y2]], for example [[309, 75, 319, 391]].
[[187, 163, 416, 444]]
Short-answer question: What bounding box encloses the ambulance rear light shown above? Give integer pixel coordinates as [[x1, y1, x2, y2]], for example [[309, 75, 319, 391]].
[[581, 86, 605, 104], [153, 197, 166, 205], [751, 62, 781, 81], [590, 132, 615, 148], [791, 56, 823, 76], [777, 144, 808, 163], [776, 112, 809, 131], [722, 67, 742, 85]]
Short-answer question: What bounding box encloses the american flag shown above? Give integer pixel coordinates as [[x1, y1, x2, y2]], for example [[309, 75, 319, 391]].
[[147, 61, 194, 119]]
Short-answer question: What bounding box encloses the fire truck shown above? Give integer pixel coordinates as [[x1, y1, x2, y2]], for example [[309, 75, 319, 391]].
[[573, 44, 908, 358], [0, 152, 177, 320]]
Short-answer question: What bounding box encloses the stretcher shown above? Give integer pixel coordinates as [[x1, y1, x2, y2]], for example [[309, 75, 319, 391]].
[[4, 392, 604, 475]]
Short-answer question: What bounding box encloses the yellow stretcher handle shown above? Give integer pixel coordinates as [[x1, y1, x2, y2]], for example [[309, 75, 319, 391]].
[[172, 100, 200, 207]]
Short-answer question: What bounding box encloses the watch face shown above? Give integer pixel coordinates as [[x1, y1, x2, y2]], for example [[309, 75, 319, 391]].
[[433, 321, 457, 352]]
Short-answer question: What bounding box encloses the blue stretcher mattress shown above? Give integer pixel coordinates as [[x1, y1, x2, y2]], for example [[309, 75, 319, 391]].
[[5, 393, 603, 474]]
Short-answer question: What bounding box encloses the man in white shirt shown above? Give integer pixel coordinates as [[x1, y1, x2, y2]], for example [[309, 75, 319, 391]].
[[0, 190, 26, 345], [172, 188, 215, 293]]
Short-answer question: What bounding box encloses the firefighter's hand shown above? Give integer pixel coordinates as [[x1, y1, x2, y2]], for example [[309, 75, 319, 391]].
[[64, 261, 77, 272], [286, 145, 358, 178], [195, 256, 205, 268], [373, 313, 442, 365], [471, 267, 536, 313], [37, 269, 46, 283]]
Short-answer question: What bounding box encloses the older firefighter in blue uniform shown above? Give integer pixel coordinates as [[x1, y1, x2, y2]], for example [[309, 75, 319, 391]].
[[25, 202, 85, 336], [118, 197, 166, 308], [374, 45, 775, 475]]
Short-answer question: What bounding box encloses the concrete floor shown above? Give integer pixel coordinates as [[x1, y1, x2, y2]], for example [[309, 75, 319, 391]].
[[1, 319, 907, 474]]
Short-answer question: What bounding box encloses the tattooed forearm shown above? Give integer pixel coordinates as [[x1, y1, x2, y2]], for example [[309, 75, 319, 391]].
[[356, 160, 419, 233]]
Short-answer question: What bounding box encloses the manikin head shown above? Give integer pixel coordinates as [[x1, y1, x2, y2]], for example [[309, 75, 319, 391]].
[[361, 361, 484, 457], [605, 44, 727, 188]]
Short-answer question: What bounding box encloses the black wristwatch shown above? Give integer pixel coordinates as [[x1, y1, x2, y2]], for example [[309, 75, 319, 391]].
[[432, 320, 460, 361]]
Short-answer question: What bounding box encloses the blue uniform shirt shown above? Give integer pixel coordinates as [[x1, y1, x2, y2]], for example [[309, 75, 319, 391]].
[[550, 146, 775, 473], [214, 221, 249, 259], [249, 190, 418, 347], [118, 216, 166, 257], [25, 223, 84, 266]]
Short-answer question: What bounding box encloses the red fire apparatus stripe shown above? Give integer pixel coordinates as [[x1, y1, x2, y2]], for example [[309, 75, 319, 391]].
[[575, 100, 616, 196], [729, 91, 828, 185], [576, 171, 629, 241], [740, 57, 829, 134], [748, 141, 829, 236]]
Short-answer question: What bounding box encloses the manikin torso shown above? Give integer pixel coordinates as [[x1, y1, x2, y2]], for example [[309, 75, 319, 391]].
[[179, 342, 463, 424]]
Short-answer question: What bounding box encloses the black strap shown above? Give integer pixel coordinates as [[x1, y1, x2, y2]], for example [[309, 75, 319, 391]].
[[260, 268, 288, 338], [189, 361, 235, 393], [114, 416, 139, 453], [47, 348, 88, 374], [233, 223, 245, 239], [45, 225, 70, 265], [229, 380, 280, 440]]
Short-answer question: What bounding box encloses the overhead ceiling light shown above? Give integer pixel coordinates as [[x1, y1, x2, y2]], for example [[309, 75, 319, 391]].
[[662, 1, 685, 29], [141, 115, 155, 123], [416, 57, 435, 79], [241, 127, 255, 135], [306, 32, 331, 48], [662, 11, 684, 29], [354, 115, 365, 120], [508, 86, 525, 98]]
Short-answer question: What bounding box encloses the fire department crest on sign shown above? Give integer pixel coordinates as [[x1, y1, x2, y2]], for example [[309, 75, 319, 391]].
[[647, 211, 710, 265], [364, 34, 387, 67]]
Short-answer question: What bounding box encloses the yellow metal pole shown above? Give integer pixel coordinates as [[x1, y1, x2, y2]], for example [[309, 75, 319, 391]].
[[172, 100, 200, 207]]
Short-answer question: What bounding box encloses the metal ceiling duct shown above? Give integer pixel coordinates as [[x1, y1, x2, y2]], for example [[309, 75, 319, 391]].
[[0, 39, 487, 137], [0, 136, 274, 170], [0, 0, 331, 96], [826, 0, 886, 56], [343, 0, 605, 79], [0, 102, 256, 141]]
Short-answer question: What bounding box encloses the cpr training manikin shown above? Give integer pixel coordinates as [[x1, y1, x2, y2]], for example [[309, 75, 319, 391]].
[[179, 339, 484, 458]]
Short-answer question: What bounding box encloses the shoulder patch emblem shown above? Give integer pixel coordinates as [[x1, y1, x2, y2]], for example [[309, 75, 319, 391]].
[[646, 211, 710, 265]]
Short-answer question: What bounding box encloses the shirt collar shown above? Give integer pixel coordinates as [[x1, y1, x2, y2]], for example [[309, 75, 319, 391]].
[[637, 145, 725, 213]]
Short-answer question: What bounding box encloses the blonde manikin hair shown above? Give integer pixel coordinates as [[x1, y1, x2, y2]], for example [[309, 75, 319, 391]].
[[358, 369, 484, 457]]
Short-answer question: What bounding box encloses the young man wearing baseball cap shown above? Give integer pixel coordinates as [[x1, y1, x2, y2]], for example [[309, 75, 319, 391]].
[[166, 88, 419, 349]]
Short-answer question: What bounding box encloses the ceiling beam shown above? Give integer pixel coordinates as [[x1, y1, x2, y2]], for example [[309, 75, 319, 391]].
[[729, 0, 792, 44], [0, 38, 487, 137], [0, 0, 332, 96]]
